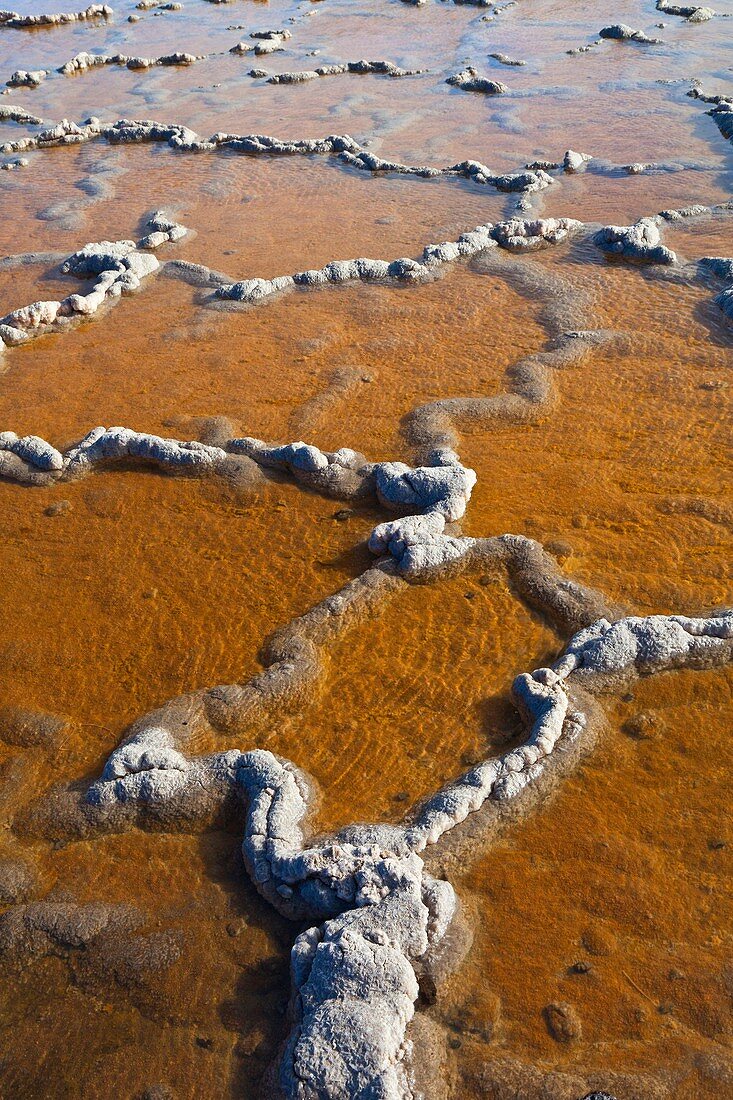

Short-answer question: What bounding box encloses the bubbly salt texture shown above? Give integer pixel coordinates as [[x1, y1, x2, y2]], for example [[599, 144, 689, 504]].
[[0, 0, 731, 1094]]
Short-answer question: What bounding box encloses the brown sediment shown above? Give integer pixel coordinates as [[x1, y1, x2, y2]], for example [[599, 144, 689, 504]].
[[0, 0, 732, 1095], [450, 664, 733, 1099]]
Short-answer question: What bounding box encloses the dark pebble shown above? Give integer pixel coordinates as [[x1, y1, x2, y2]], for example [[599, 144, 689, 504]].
[[44, 500, 72, 517], [622, 712, 657, 739], [543, 1001, 581, 1042], [546, 538, 573, 559]]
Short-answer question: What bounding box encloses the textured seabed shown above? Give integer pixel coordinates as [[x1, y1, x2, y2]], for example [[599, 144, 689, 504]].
[[0, 0, 731, 1097]]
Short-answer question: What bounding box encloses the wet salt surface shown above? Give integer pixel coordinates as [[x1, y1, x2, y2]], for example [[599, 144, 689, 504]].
[[0, 0, 731, 1096]]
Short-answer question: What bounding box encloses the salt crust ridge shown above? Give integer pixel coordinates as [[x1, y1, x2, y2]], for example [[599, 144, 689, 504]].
[[0, 213, 187, 351], [0, 3, 111, 28], [213, 216, 582, 305], [0, 118, 580, 198], [0, 208, 689, 360]]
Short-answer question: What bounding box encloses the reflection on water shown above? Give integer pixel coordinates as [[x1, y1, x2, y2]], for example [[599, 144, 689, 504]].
[[0, 0, 731, 1094]]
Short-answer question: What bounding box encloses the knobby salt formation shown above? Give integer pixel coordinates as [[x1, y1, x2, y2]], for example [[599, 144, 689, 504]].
[[0, 213, 187, 352], [79, 606, 733, 1098]]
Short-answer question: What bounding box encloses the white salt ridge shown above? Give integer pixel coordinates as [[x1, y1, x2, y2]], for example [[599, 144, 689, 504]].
[[6, 412, 728, 1096], [0, 425, 477, 574], [83, 607, 732, 1099], [216, 217, 582, 305], [594, 217, 677, 264], [0, 3, 110, 27], [0, 214, 187, 351], [0, 119, 566, 198]]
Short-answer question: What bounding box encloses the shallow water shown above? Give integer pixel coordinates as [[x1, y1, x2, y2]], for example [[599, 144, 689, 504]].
[[0, 0, 731, 1096]]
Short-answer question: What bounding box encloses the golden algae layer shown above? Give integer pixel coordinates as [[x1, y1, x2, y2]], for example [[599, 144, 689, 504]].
[[0, 0, 731, 1095]]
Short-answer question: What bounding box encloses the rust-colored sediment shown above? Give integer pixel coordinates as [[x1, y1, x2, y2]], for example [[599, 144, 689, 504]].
[[0, 0, 731, 1095]]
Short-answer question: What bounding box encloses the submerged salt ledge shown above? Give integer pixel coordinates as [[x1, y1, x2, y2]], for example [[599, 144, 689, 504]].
[[406, 225, 623, 468], [406, 329, 617, 475]]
